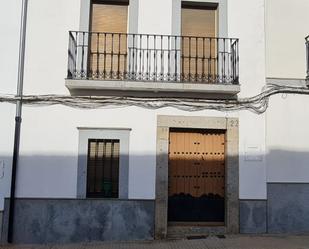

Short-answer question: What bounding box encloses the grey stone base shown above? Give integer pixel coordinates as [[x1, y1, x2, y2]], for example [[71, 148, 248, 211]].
[[1, 198, 154, 244], [268, 183, 309, 234], [240, 200, 267, 234], [0, 211, 3, 243], [240, 183, 309, 234]]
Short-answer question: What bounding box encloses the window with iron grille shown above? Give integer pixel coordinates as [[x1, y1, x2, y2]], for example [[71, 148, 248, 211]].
[[87, 139, 120, 198]]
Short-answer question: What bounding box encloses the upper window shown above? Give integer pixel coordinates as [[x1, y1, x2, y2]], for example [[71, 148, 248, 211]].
[[86, 139, 120, 198], [89, 0, 129, 79], [90, 0, 129, 33], [181, 2, 219, 80], [181, 2, 218, 37]]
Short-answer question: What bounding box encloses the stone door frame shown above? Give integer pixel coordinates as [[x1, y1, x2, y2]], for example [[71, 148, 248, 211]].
[[155, 115, 239, 238]]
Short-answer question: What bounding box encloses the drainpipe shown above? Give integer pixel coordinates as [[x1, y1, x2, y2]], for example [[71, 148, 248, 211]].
[[7, 0, 28, 243]]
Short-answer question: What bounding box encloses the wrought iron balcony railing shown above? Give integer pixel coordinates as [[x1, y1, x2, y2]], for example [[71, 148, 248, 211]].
[[306, 36, 309, 81], [67, 31, 239, 84]]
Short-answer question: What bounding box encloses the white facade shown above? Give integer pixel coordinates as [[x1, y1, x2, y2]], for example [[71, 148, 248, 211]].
[[265, 0, 309, 183], [0, 0, 22, 211], [0, 0, 308, 238], [266, 0, 309, 79]]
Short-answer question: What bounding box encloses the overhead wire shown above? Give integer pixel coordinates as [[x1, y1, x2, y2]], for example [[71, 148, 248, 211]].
[[0, 83, 309, 114]]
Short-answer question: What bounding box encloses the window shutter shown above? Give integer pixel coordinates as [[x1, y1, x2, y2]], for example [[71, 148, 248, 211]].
[[91, 3, 128, 33], [87, 139, 120, 198], [89, 3, 128, 78], [181, 8, 217, 38], [181, 7, 217, 79]]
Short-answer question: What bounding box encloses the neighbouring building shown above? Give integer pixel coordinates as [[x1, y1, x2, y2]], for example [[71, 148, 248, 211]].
[[0, 0, 309, 244]]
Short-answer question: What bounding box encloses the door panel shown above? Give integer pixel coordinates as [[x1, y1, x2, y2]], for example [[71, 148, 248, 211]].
[[168, 129, 225, 223]]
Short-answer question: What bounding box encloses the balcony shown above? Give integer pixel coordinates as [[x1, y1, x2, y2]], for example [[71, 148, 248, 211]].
[[66, 31, 240, 98], [306, 36, 309, 82]]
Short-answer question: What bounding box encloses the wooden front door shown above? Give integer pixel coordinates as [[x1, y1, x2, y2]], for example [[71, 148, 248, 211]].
[[168, 129, 225, 224]]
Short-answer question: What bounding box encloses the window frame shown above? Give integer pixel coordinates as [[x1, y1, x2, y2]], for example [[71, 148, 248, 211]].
[[77, 128, 131, 199], [181, 1, 218, 10], [92, 0, 129, 6]]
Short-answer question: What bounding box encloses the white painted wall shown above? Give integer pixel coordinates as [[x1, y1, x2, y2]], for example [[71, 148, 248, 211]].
[[228, 0, 267, 199], [23, 0, 81, 95], [17, 106, 236, 200], [266, 95, 309, 182], [0, 0, 270, 212], [265, 0, 309, 184], [138, 0, 174, 35], [266, 0, 309, 79], [0, 0, 22, 210]]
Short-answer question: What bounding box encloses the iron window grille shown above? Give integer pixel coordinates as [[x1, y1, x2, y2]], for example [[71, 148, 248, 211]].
[[86, 139, 120, 198], [67, 31, 239, 84]]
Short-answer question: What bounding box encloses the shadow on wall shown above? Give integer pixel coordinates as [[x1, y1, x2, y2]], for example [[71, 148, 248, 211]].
[[0, 149, 309, 243], [0, 211, 3, 243], [0, 149, 308, 198], [266, 149, 309, 181]]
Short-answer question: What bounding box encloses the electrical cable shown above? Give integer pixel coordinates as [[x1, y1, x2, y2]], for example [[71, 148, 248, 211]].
[[0, 83, 309, 114]]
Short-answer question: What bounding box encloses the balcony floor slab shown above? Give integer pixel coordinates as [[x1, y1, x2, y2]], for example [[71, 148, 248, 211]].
[[65, 79, 240, 99]]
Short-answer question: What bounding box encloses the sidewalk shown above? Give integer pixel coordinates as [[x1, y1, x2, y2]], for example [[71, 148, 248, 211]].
[[1, 235, 309, 249]]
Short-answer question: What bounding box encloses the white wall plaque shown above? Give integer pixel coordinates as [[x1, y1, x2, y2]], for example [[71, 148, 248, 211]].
[[245, 145, 263, 161]]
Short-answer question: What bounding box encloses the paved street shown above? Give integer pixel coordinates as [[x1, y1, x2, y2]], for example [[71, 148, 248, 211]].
[[1, 235, 309, 249]]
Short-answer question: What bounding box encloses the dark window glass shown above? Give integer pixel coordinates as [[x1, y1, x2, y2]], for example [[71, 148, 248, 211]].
[[87, 139, 120, 198]]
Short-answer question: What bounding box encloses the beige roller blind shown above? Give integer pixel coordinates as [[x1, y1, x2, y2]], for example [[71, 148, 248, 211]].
[[91, 3, 128, 33], [181, 8, 217, 38], [89, 3, 128, 78], [181, 7, 217, 80]]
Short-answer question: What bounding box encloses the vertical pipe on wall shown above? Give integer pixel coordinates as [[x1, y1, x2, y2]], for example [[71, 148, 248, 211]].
[[7, 0, 28, 243]]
